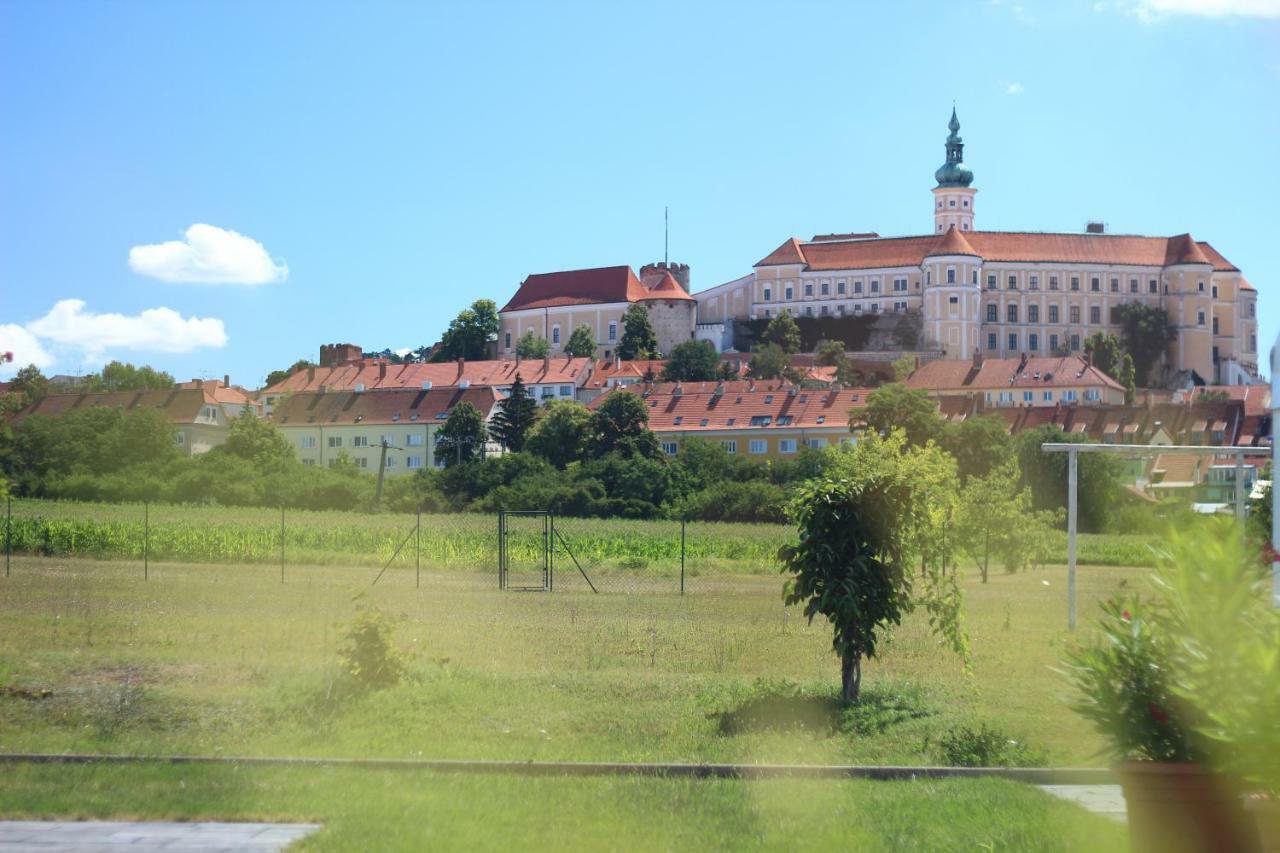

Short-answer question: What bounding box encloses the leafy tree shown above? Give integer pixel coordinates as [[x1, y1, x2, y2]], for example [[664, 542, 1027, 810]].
[[1084, 332, 1136, 403], [433, 299, 499, 361], [617, 304, 660, 360], [563, 324, 597, 358], [661, 340, 719, 382], [1114, 303, 1176, 387], [525, 400, 593, 468], [1014, 424, 1121, 532], [717, 360, 738, 381], [779, 431, 966, 702], [84, 361, 176, 391], [489, 373, 537, 452], [264, 359, 315, 389], [815, 339, 846, 366], [861, 383, 941, 446], [9, 364, 48, 403], [891, 354, 917, 382], [941, 415, 1012, 482], [762, 310, 801, 354], [955, 459, 1061, 582], [515, 331, 550, 359], [435, 401, 487, 467], [217, 411, 296, 472], [747, 343, 789, 380], [114, 408, 180, 469], [590, 390, 660, 459]]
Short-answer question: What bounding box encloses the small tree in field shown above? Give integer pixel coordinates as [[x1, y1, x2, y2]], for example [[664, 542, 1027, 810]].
[[954, 459, 1060, 582], [779, 431, 967, 702]]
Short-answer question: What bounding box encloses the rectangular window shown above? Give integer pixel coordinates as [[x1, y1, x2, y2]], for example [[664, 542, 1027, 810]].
[[1070, 335, 1081, 351], [1071, 277, 1080, 291], [894, 277, 907, 292], [406, 455, 422, 469], [804, 306, 813, 317], [820, 305, 829, 316], [1129, 278, 1138, 293], [328, 436, 342, 448], [870, 280, 880, 294], [1023, 391, 1034, 403], [1028, 304, 1039, 323], [1007, 275, 1017, 290], [721, 440, 737, 454], [1110, 277, 1119, 293], [1091, 277, 1100, 292], [1049, 334, 1059, 352], [820, 282, 829, 296], [353, 436, 368, 447], [854, 304, 863, 315], [1089, 306, 1101, 324], [302, 458, 315, 466], [986, 304, 997, 322], [853, 281, 863, 294], [988, 333, 998, 350], [749, 439, 766, 454], [608, 322, 617, 342], [1029, 333, 1039, 351], [804, 283, 813, 297], [1212, 317, 1220, 334], [999, 391, 1014, 404], [779, 439, 797, 454], [1049, 275, 1059, 291], [504, 331, 511, 350], [1008, 332, 1018, 350], [1069, 306, 1081, 324], [1084, 389, 1100, 401], [1029, 275, 1039, 290], [385, 456, 396, 469], [1049, 305, 1059, 323], [804, 438, 827, 448], [949, 296, 959, 304], [1042, 390, 1053, 402], [785, 286, 793, 300], [947, 268, 956, 284], [837, 281, 846, 295], [1007, 304, 1018, 323], [1063, 390, 1078, 402], [301, 436, 316, 449], [1149, 279, 1158, 293], [1197, 310, 1206, 326], [356, 457, 368, 469], [1212, 285, 1218, 298], [763, 287, 771, 301], [552, 326, 561, 344], [987, 274, 996, 290], [661, 442, 678, 456]]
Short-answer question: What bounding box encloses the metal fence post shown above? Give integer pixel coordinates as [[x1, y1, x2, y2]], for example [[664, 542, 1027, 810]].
[[680, 515, 686, 596], [1067, 449, 1078, 632], [280, 506, 285, 584], [415, 510, 421, 589], [143, 501, 149, 581], [5, 496, 10, 578]]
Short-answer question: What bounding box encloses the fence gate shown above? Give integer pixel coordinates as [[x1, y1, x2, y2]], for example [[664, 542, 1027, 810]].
[[498, 510, 552, 592]]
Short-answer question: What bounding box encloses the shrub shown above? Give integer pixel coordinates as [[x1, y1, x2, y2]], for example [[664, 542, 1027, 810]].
[[338, 608, 406, 690], [930, 723, 1047, 767]]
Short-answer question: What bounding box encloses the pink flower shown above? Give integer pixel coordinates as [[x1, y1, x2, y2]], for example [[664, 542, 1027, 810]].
[[1122, 610, 1131, 621]]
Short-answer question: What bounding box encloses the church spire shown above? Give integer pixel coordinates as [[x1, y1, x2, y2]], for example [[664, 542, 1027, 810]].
[[936, 108, 973, 188], [931, 107, 977, 233]]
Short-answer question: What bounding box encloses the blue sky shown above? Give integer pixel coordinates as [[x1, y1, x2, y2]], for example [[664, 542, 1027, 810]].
[[2, 0, 1278, 387]]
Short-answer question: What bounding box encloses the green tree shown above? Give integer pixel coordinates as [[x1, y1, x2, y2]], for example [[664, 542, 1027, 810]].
[[861, 383, 941, 446], [563, 324, 597, 358], [779, 431, 966, 701], [435, 401, 487, 467], [955, 459, 1061, 582], [815, 340, 864, 386], [747, 343, 789, 380], [9, 364, 49, 403], [762, 310, 801, 354], [941, 414, 1012, 482], [891, 354, 917, 382], [617, 304, 660, 360], [217, 411, 296, 472], [1114, 303, 1176, 387], [590, 391, 660, 459], [488, 374, 537, 452], [661, 340, 719, 382], [1084, 332, 1136, 404], [1014, 424, 1121, 532], [85, 361, 176, 391], [815, 339, 846, 366], [264, 359, 315, 389], [525, 400, 593, 468], [433, 299, 499, 361], [515, 331, 550, 359], [115, 408, 179, 469]]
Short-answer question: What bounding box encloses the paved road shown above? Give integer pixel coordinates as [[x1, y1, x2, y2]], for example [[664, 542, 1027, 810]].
[[0, 821, 320, 851], [1038, 784, 1127, 822]]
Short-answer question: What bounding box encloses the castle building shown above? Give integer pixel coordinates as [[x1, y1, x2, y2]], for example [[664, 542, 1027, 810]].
[[498, 263, 696, 360], [694, 109, 1259, 385]]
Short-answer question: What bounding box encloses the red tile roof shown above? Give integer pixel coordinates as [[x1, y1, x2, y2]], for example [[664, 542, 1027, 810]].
[[751, 230, 1240, 273], [15, 388, 218, 424], [263, 357, 594, 395], [1190, 384, 1271, 417], [926, 225, 979, 257], [906, 355, 1126, 393], [177, 379, 255, 407], [501, 265, 691, 312], [588, 385, 870, 433], [641, 269, 695, 301], [269, 386, 501, 428]]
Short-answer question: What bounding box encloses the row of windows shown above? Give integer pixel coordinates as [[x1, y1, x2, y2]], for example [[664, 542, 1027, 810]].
[[984, 388, 1097, 405], [763, 277, 912, 301], [761, 301, 909, 319], [322, 455, 425, 470], [660, 437, 832, 456], [503, 322, 618, 350], [310, 433, 427, 449], [988, 331, 1079, 354], [983, 273, 1163, 294]]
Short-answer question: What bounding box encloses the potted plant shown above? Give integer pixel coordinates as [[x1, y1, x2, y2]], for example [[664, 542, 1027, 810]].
[[1064, 595, 1258, 853]]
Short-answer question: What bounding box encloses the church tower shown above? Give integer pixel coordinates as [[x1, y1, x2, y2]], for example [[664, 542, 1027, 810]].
[[932, 108, 976, 233]]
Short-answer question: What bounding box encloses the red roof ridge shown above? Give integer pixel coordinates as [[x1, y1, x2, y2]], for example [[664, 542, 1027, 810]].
[[926, 224, 979, 257], [754, 237, 807, 267], [1164, 233, 1212, 266]]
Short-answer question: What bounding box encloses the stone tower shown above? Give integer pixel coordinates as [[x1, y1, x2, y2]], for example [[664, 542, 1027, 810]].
[[932, 108, 977, 234]]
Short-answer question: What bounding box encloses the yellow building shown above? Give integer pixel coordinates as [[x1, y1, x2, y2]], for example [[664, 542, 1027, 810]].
[[906, 353, 1128, 407], [695, 108, 1260, 386], [269, 386, 501, 473]]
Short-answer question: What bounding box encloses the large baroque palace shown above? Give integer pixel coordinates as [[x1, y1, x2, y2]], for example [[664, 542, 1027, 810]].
[[695, 109, 1259, 385]]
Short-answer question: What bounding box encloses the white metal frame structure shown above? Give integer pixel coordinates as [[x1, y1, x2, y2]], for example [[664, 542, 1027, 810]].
[[1040, 442, 1271, 630]]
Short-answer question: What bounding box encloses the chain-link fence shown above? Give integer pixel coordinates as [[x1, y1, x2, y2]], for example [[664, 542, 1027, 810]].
[[1, 498, 790, 595]]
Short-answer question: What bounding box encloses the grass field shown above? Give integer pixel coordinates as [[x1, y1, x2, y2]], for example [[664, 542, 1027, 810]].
[[4, 497, 1162, 572], [0, 545, 1146, 849]]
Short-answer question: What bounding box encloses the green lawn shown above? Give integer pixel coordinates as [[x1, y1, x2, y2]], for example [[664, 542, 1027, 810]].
[[0, 763, 1126, 851], [0, 555, 1138, 849]]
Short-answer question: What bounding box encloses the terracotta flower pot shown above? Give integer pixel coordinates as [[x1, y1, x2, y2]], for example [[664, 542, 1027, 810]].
[[1117, 761, 1260, 853], [1246, 797, 1280, 853]]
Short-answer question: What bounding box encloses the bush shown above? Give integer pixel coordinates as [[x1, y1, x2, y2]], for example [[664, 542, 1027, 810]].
[[930, 723, 1047, 767], [683, 480, 790, 524], [338, 608, 406, 690]]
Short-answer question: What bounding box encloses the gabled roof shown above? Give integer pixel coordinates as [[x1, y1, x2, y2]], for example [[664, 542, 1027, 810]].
[[501, 266, 649, 312], [269, 386, 501, 428], [262, 357, 595, 395], [587, 386, 871, 433], [925, 225, 979, 258], [14, 388, 218, 425], [906, 355, 1126, 393], [750, 230, 1241, 273]]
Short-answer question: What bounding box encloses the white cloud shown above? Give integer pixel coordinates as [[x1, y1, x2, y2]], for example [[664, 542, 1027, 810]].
[[1006, 82, 1026, 95], [0, 324, 55, 378], [26, 299, 228, 360], [1114, 0, 1280, 18], [129, 223, 288, 284]]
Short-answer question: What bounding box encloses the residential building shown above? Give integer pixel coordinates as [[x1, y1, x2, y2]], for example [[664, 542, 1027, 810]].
[[14, 388, 231, 454], [176, 377, 260, 418], [694, 108, 1260, 385], [906, 354, 1128, 407], [499, 264, 696, 360], [269, 386, 502, 472], [587, 385, 867, 459]]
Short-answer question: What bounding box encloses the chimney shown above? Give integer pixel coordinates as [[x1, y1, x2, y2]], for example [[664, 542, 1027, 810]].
[[1086, 222, 1105, 234], [379, 363, 387, 381], [972, 351, 984, 370], [223, 374, 230, 387], [673, 382, 683, 397], [307, 366, 315, 383], [456, 357, 465, 383], [713, 381, 724, 397]]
